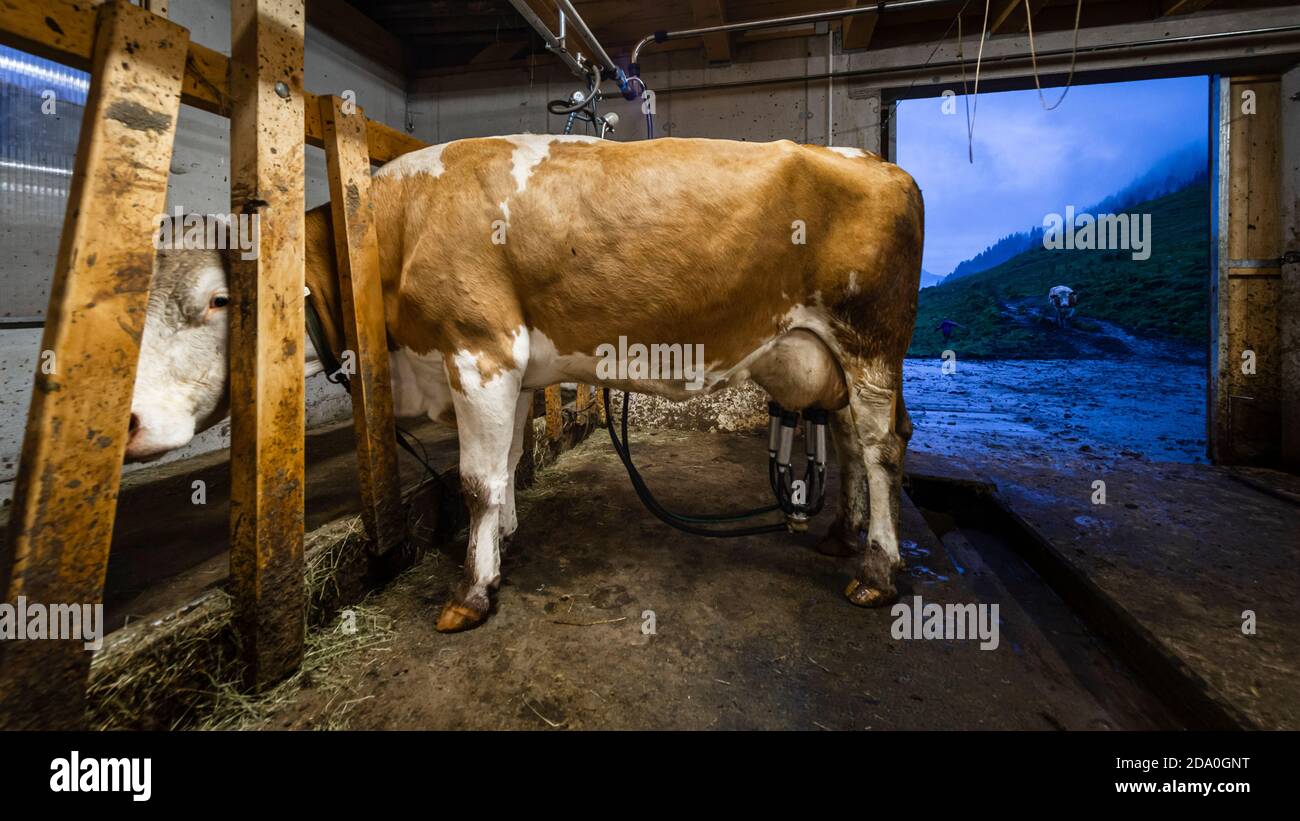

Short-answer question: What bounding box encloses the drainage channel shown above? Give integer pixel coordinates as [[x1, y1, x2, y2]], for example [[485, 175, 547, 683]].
[[905, 473, 1239, 730]]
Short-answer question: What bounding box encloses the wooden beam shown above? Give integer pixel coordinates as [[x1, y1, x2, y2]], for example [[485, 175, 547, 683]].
[[990, 0, 1047, 35], [0, 0, 188, 730], [0, 0, 425, 164], [319, 94, 405, 557], [1162, 0, 1215, 15], [689, 0, 730, 63], [228, 0, 307, 689], [842, 2, 880, 51]]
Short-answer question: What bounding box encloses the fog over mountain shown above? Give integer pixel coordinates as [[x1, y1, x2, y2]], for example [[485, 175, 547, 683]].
[[942, 143, 1208, 284]]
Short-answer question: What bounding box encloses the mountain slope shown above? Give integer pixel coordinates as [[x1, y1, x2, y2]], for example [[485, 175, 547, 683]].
[[942, 144, 1207, 283], [908, 182, 1209, 360]]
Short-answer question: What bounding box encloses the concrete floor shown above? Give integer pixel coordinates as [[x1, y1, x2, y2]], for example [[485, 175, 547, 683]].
[[247, 429, 1172, 730]]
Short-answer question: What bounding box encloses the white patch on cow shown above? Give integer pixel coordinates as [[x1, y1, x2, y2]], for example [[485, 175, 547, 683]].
[[127, 260, 228, 459], [447, 327, 530, 599], [499, 199, 510, 226], [503, 134, 599, 194], [374, 143, 448, 180], [828, 146, 868, 160], [501, 392, 532, 539], [847, 270, 860, 295], [522, 327, 598, 389], [779, 302, 836, 340], [391, 347, 455, 423]]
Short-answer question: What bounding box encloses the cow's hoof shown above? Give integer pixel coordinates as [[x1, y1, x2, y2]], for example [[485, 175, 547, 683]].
[[844, 577, 897, 608], [845, 542, 897, 607], [435, 602, 487, 633]]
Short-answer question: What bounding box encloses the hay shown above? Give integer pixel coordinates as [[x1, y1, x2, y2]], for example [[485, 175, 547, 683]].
[[194, 603, 395, 731], [87, 513, 379, 730], [86, 591, 242, 731]]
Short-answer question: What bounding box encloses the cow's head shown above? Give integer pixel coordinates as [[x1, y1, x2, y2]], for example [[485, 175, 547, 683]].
[[125, 240, 232, 461], [1048, 286, 1077, 310]]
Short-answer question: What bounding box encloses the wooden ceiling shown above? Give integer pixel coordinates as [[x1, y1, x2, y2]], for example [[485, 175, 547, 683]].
[[311, 0, 1293, 78]]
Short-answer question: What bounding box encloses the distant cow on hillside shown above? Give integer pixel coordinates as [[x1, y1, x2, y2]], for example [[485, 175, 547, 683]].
[[1048, 285, 1077, 328]]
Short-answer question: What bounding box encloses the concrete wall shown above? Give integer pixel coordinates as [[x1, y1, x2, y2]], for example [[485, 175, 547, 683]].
[[1280, 65, 1300, 468], [0, 0, 410, 503], [409, 34, 879, 152]]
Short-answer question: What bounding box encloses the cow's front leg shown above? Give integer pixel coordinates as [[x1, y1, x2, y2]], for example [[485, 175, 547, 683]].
[[435, 354, 526, 634]]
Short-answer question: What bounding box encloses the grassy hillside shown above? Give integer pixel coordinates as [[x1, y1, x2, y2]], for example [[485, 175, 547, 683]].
[[908, 182, 1209, 359]]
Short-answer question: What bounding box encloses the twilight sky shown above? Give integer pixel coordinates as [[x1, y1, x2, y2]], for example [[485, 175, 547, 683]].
[[896, 76, 1210, 276]]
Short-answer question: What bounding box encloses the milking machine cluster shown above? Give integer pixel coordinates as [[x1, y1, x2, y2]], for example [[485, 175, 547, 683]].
[[767, 402, 829, 531], [606, 391, 830, 538], [537, 1, 646, 140]]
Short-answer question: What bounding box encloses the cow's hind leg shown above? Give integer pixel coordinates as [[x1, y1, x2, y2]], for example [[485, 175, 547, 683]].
[[841, 359, 909, 608], [816, 409, 865, 557], [500, 390, 533, 544], [435, 355, 525, 633]]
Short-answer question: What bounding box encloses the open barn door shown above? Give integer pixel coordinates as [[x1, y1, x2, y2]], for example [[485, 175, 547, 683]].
[[1210, 75, 1285, 465]]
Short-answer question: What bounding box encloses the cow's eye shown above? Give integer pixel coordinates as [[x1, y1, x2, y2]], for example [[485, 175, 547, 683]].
[[209, 294, 230, 310]]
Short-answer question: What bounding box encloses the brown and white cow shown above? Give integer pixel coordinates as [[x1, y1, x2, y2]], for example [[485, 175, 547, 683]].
[[128, 134, 924, 631]]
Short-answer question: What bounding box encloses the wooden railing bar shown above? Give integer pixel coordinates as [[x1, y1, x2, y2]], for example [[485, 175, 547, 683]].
[[0, 0, 189, 729], [226, 0, 308, 687], [319, 94, 405, 556]]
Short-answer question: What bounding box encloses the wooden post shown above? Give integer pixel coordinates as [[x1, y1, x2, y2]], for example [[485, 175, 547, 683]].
[[0, 0, 188, 730], [545, 385, 564, 440], [1212, 76, 1283, 464], [228, 0, 307, 687], [319, 94, 404, 556]]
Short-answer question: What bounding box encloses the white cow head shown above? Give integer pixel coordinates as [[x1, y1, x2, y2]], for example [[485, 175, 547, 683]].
[[1048, 285, 1077, 310], [125, 241, 232, 461]]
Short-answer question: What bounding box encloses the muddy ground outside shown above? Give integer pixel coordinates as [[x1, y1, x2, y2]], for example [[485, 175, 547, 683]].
[[903, 356, 1206, 466]]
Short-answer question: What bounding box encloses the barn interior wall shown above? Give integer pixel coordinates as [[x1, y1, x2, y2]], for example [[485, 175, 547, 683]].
[[407, 34, 878, 151], [1280, 64, 1300, 468], [0, 0, 411, 502]]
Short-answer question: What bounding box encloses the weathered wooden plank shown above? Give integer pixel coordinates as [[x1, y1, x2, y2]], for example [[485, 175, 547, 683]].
[[990, 0, 1048, 35], [0, 0, 188, 730], [688, 0, 730, 63], [227, 0, 307, 688], [319, 94, 405, 556], [0, 0, 425, 164], [1216, 77, 1282, 464], [545, 385, 564, 440], [842, 1, 879, 51]]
